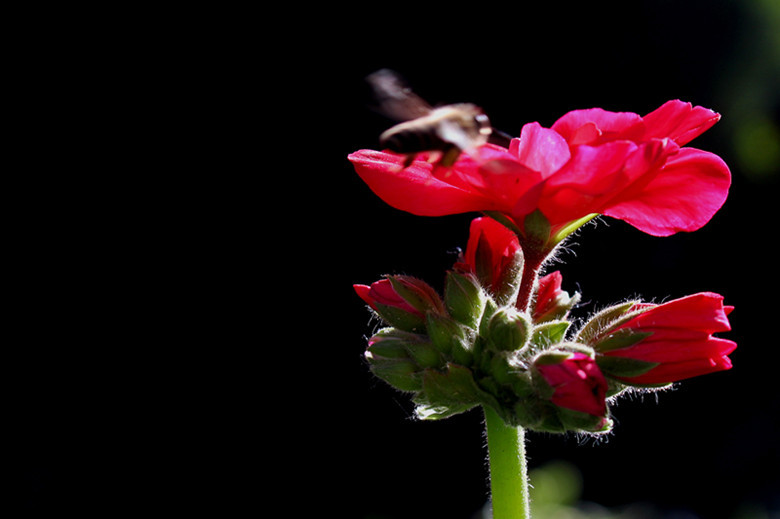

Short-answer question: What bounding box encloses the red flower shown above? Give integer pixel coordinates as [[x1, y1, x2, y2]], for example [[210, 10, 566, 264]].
[[454, 216, 521, 296], [535, 352, 608, 416], [349, 100, 730, 239], [596, 292, 736, 385]]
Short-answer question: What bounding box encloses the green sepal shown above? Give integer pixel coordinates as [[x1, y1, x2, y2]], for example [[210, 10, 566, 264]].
[[529, 320, 570, 353], [478, 296, 499, 337], [413, 401, 475, 421], [512, 398, 554, 430], [575, 301, 641, 344], [533, 350, 573, 367], [557, 408, 613, 434], [606, 379, 629, 398], [367, 328, 443, 371], [426, 312, 463, 356], [367, 359, 422, 392], [414, 364, 501, 420], [372, 301, 426, 333], [522, 209, 552, 249], [444, 271, 484, 329], [486, 308, 531, 352], [596, 355, 659, 379], [550, 213, 599, 246], [508, 369, 534, 400], [487, 246, 524, 307], [489, 351, 522, 386], [593, 329, 653, 353], [388, 275, 445, 314], [365, 328, 414, 359]]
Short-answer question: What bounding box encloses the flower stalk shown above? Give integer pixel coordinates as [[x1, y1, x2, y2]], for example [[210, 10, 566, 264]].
[[484, 405, 530, 519]]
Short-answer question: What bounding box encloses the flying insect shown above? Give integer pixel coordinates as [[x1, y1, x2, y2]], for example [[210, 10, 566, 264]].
[[366, 69, 511, 168]]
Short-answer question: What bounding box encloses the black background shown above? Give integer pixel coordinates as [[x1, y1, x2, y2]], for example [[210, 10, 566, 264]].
[[11, 0, 779, 517]]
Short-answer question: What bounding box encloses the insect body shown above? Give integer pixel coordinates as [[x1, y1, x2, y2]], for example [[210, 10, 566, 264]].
[[367, 69, 507, 168]]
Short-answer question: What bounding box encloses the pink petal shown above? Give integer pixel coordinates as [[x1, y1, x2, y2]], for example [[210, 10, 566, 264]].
[[527, 141, 639, 225], [607, 336, 737, 364], [622, 292, 732, 333], [509, 123, 571, 177], [601, 147, 731, 236], [641, 100, 721, 146], [348, 150, 500, 216], [551, 108, 644, 145], [620, 355, 733, 385]]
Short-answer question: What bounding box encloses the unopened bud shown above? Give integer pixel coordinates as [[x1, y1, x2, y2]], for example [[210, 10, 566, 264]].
[[532, 349, 608, 418], [444, 271, 485, 329], [367, 328, 443, 370], [486, 308, 531, 352], [532, 271, 580, 323]]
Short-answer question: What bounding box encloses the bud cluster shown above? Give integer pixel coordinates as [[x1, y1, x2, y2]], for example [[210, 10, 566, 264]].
[[356, 269, 615, 434], [355, 217, 736, 435]]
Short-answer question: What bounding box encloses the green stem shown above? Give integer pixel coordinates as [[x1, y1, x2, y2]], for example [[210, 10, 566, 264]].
[[484, 406, 531, 519]]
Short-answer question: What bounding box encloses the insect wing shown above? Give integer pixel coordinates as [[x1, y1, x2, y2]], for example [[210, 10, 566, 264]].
[[366, 69, 432, 121]]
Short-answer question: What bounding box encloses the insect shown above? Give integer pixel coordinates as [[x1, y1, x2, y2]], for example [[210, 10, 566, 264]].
[[366, 69, 511, 168]]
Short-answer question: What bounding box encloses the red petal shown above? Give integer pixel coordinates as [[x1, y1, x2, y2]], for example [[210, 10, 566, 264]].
[[348, 150, 500, 216], [530, 141, 639, 226], [641, 100, 721, 146], [551, 108, 644, 145], [622, 292, 732, 333], [601, 147, 731, 236], [619, 355, 733, 385], [510, 123, 571, 177], [607, 336, 737, 364]]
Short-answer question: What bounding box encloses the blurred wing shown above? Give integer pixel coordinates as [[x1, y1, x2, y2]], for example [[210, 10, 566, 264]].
[[366, 69, 432, 121]]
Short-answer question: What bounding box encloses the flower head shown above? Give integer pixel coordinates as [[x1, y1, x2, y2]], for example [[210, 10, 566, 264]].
[[349, 100, 730, 243]]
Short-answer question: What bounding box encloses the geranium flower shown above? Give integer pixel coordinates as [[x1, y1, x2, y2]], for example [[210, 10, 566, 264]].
[[349, 100, 730, 242], [591, 292, 736, 386]]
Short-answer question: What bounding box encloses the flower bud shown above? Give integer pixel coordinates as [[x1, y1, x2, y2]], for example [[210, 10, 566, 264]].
[[425, 312, 475, 367], [387, 275, 446, 315], [486, 308, 531, 352], [367, 328, 443, 370], [586, 293, 737, 386], [365, 341, 421, 392], [444, 270, 485, 329], [354, 276, 444, 333], [531, 271, 580, 322], [532, 350, 608, 417], [455, 216, 524, 306]]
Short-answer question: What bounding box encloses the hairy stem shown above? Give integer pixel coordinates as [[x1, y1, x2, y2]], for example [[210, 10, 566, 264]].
[[484, 406, 531, 519], [515, 250, 545, 313]]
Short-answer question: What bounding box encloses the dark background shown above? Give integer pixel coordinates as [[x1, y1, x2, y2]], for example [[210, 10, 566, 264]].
[[11, 0, 779, 517]]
